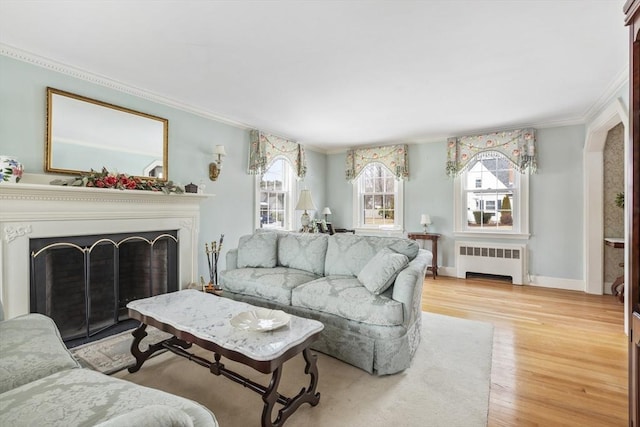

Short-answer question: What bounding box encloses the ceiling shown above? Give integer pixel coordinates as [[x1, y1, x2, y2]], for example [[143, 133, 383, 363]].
[[0, 0, 629, 151]]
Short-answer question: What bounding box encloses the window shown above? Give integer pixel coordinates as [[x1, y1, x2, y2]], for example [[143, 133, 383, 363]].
[[353, 163, 403, 230], [255, 158, 295, 230], [454, 152, 529, 237]]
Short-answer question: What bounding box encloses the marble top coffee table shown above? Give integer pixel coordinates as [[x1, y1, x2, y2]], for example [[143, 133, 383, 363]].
[[126, 289, 324, 427]]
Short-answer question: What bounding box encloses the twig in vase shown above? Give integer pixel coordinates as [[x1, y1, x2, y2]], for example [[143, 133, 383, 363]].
[[205, 243, 213, 284]]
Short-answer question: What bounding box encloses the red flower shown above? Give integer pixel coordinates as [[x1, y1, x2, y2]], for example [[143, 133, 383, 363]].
[[104, 175, 117, 187], [95, 180, 105, 188]]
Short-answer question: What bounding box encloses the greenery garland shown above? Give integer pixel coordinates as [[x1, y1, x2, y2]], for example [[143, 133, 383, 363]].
[[50, 168, 184, 194]]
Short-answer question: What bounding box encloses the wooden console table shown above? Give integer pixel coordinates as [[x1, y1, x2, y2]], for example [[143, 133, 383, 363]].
[[605, 237, 625, 302], [407, 232, 440, 279]]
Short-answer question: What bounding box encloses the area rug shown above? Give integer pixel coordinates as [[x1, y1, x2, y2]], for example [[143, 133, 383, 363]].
[[113, 312, 494, 427], [71, 326, 172, 375]]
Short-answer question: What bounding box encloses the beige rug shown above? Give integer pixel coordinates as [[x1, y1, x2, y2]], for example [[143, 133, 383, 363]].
[[71, 326, 172, 375], [112, 312, 494, 427]]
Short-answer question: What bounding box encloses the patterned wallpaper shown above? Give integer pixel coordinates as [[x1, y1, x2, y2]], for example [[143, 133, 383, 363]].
[[603, 122, 625, 284]]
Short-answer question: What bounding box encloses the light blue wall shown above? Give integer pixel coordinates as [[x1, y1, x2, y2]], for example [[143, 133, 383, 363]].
[[326, 125, 586, 281], [0, 55, 326, 281], [0, 53, 589, 282]]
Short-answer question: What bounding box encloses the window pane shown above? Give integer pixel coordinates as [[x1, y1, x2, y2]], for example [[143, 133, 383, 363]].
[[258, 159, 292, 229], [357, 163, 400, 228], [364, 178, 374, 193], [385, 176, 394, 192], [363, 195, 374, 209]]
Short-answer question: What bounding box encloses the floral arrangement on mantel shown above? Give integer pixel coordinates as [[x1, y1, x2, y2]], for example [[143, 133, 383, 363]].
[[50, 168, 184, 194]]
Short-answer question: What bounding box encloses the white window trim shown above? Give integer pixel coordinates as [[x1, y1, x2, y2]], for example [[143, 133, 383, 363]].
[[352, 166, 404, 235], [453, 172, 530, 239], [253, 158, 296, 231]]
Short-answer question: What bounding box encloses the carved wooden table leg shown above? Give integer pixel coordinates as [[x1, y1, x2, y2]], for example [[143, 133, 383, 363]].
[[128, 323, 171, 373], [262, 348, 321, 427]]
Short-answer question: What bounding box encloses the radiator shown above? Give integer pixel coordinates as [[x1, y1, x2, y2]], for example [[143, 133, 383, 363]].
[[455, 241, 528, 285]]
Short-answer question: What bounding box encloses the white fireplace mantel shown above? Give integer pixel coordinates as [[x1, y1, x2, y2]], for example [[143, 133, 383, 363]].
[[0, 181, 210, 319]]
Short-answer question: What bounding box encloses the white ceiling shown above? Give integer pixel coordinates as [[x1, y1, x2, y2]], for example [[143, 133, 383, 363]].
[[0, 0, 629, 150]]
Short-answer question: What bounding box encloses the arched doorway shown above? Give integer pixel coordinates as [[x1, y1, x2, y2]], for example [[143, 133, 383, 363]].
[[583, 97, 628, 299]]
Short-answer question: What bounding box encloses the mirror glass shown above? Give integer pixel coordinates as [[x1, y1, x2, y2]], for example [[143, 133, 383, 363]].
[[46, 88, 168, 180]]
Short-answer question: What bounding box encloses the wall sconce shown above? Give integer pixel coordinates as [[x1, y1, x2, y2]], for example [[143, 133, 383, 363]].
[[420, 214, 432, 233], [209, 145, 226, 181]]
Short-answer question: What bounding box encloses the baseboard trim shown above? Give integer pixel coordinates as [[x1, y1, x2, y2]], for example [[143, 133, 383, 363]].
[[527, 275, 585, 292], [435, 268, 586, 292]]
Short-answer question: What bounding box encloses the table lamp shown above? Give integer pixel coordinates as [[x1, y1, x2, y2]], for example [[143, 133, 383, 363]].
[[322, 207, 332, 222], [420, 214, 432, 233], [296, 189, 316, 232]]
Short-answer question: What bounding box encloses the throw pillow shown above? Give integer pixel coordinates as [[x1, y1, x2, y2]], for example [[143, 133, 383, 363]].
[[357, 248, 409, 295], [237, 233, 278, 268]]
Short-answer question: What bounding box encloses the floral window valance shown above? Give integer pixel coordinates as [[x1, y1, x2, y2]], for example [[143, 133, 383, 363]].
[[446, 128, 537, 177], [345, 144, 409, 182], [247, 130, 307, 179]]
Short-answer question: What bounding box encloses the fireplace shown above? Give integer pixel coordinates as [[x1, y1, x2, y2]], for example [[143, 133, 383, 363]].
[[30, 230, 178, 343], [0, 177, 207, 321]]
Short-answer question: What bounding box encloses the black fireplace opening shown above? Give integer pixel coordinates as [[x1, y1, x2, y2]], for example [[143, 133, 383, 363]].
[[29, 230, 178, 347]]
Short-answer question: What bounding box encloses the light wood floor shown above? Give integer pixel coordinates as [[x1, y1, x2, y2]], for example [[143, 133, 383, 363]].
[[421, 276, 628, 427]]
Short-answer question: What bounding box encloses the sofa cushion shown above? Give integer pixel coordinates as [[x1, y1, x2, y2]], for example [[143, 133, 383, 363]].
[[324, 234, 419, 276], [291, 277, 404, 326], [220, 267, 320, 305], [357, 248, 409, 295], [277, 233, 328, 275], [0, 313, 81, 394], [0, 368, 218, 427], [237, 233, 278, 268]]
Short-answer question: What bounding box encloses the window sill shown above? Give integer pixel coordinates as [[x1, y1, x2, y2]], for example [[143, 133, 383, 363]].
[[453, 231, 530, 240]]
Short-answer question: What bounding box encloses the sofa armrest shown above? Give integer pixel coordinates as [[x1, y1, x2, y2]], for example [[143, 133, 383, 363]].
[[392, 249, 431, 325], [0, 313, 81, 393], [225, 248, 238, 270]]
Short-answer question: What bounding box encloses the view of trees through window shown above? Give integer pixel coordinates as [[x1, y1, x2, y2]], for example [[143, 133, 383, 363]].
[[360, 164, 395, 225], [463, 154, 516, 231], [259, 158, 290, 229]]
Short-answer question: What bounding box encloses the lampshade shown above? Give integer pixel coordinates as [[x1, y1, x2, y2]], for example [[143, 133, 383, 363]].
[[213, 145, 227, 156], [322, 207, 332, 215], [295, 189, 316, 211], [420, 214, 432, 225]]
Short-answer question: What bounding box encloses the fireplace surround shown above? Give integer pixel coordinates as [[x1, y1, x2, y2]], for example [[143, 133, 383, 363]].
[[0, 176, 208, 320]]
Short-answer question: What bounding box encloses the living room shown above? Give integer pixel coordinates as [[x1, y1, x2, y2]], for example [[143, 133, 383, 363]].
[[0, 1, 636, 426]]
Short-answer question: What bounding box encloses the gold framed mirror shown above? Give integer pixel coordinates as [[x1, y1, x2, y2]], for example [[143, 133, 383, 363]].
[[46, 88, 169, 180]]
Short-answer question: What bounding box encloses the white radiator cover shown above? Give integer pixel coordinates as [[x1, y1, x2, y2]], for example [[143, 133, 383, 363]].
[[455, 241, 528, 285]]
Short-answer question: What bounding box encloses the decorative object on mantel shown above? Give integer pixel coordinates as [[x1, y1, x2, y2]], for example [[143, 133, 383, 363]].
[[420, 214, 432, 232], [345, 144, 409, 181], [49, 167, 184, 194], [0, 155, 24, 183], [296, 189, 316, 232], [184, 183, 198, 193], [205, 234, 224, 290], [446, 128, 537, 177], [209, 145, 226, 181]]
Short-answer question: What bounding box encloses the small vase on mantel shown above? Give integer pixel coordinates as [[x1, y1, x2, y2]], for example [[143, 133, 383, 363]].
[[0, 156, 24, 183]]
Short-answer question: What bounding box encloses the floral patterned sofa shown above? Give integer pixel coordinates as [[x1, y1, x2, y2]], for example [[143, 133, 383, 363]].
[[0, 305, 218, 427], [220, 232, 431, 375]]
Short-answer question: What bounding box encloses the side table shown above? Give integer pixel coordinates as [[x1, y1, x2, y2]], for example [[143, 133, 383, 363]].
[[407, 232, 440, 279]]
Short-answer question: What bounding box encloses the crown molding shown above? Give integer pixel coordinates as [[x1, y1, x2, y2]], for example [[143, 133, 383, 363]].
[[582, 66, 629, 123], [1, 42, 628, 151], [0, 43, 252, 130]]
